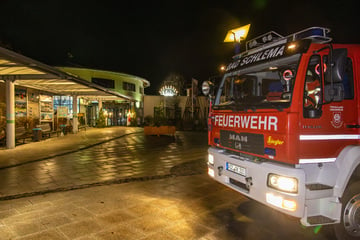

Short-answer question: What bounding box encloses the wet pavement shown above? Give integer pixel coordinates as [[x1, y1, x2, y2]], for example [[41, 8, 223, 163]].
[[0, 127, 335, 239]]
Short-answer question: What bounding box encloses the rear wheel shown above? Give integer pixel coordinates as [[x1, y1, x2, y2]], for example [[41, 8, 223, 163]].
[[334, 181, 360, 240]]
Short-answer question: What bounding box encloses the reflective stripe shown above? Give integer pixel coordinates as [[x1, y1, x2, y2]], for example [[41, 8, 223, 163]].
[[299, 134, 360, 140], [299, 158, 337, 164]]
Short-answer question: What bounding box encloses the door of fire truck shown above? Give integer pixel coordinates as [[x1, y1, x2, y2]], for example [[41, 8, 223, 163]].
[[298, 46, 360, 239], [298, 47, 358, 164]]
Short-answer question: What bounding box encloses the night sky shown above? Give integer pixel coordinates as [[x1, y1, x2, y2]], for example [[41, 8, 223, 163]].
[[1, 0, 359, 94]]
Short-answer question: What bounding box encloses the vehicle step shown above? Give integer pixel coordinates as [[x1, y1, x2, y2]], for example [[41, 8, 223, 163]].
[[307, 215, 337, 225], [306, 183, 332, 190], [306, 184, 334, 199]]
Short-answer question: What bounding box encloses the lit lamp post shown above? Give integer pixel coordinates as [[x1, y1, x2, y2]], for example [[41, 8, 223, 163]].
[[224, 24, 251, 54], [219, 65, 226, 72]]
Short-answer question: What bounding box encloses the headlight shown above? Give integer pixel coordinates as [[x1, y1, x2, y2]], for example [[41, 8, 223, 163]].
[[208, 154, 214, 165], [266, 193, 297, 211], [208, 168, 215, 177], [267, 173, 298, 193]]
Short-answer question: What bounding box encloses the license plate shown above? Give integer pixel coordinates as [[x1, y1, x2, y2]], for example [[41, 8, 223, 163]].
[[226, 162, 246, 176]]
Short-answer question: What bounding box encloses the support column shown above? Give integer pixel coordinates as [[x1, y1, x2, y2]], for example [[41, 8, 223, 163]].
[[72, 95, 78, 134], [98, 99, 102, 111], [5, 78, 15, 149]]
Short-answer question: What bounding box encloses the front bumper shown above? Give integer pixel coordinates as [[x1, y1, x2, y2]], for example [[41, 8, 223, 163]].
[[208, 147, 306, 218]]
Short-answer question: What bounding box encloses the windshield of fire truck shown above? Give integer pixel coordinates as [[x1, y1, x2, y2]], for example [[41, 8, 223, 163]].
[[214, 54, 301, 110]]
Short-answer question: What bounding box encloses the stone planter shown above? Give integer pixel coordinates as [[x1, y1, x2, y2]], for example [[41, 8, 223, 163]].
[[144, 126, 176, 136]]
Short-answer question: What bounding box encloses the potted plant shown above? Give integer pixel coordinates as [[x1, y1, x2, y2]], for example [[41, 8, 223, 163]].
[[143, 111, 176, 137]]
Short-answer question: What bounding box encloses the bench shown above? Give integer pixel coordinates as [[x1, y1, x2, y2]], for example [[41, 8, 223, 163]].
[[36, 124, 57, 139], [15, 126, 32, 144]]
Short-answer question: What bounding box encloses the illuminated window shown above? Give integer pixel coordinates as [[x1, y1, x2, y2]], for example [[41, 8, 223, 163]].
[[53, 96, 77, 117]]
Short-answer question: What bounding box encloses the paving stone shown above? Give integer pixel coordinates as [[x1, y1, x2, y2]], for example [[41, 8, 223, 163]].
[[39, 213, 72, 228], [164, 219, 211, 240], [2, 210, 46, 225], [9, 220, 48, 237], [126, 202, 163, 218], [0, 224, 16, 239], [129, 215, 171, 234], [95, 224, 145, 240], [57, 220, 103, 239], [15, 229, 66, 240], [139, 230, 180, 240], [15, 201, 54, 214], [0, 208, 18, 219], [61, 206, 95, 221], [97, 209, 136, 226]]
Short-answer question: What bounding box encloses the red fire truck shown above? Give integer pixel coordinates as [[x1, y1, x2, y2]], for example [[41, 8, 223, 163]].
[[202, 27, 360, 239]]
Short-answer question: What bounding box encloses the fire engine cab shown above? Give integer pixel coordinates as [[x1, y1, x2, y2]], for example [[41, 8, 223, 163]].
[[202, 27, 360, 239]]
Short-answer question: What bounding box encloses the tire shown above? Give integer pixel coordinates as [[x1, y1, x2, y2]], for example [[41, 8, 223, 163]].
[[334, 180, 360, 240]]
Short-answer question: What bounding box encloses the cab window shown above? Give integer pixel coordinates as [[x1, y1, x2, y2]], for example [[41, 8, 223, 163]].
[[303, 55, 322, 111], [323, 56, 354, 99]]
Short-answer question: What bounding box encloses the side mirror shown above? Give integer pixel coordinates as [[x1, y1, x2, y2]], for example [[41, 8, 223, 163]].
[[324, 83, 344, 102], [202, 81, 212, 96], [326, 48, 348, 83]]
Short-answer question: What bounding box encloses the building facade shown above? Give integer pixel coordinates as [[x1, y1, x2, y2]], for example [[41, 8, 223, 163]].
[[0, 44, 150, 148], [56, 67, 150, 127]]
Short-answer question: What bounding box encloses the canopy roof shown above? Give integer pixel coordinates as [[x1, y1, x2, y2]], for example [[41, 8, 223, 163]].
[[0, 46, 132, 101]]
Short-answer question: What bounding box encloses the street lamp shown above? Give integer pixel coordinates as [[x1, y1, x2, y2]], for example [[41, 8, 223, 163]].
[[224, 24, 251, 54], [219, 65, 226, 72]]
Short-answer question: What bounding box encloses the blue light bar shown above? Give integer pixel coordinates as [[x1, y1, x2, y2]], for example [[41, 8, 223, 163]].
[[292, 27, 332, 43], [235, 27, 332, 60]]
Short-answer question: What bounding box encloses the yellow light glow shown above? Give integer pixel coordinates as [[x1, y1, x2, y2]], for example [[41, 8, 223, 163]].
[[283, 199, 297, 211], [266, 193, 297, 212], [278, 176, 296, 191], [224, 24, 251, 42], [268, 174, 298, 193], [287, 44, 297, 50], [208, 168, 215, 177]]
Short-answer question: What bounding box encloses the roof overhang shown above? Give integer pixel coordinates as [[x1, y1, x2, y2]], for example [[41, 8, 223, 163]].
[[0, 46, 132, 101]]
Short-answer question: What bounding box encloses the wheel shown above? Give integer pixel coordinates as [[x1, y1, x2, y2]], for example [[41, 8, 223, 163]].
[[334, 180, 360, 240]]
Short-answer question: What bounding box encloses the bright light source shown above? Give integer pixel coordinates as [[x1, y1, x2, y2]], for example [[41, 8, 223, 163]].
[[208, 168, 215, 177], [202, 81, 211, 96], [224, 24, 251, 42], [266, 193, 297, 211], [268, 174, 298, 193], [283, 199, 297, 211], [208, 154, 214, 165], [159, 85, 178, 96], [287, 43, 297, 50]]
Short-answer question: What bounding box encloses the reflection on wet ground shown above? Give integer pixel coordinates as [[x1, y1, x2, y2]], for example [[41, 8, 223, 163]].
[[0, 132, 208, 198]]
